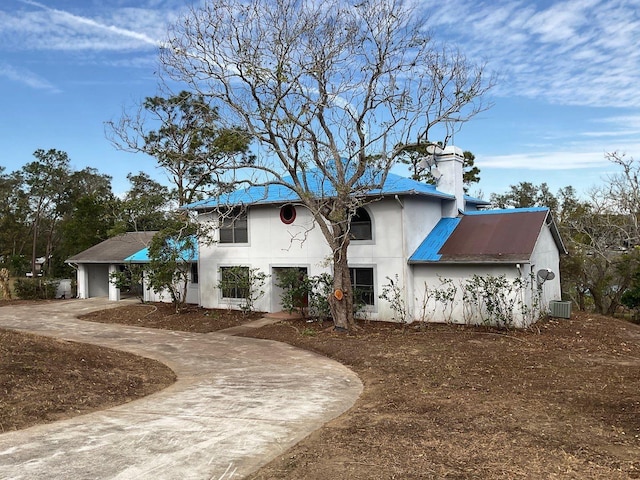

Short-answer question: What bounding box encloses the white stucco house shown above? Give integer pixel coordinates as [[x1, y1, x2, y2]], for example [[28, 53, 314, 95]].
[[183, 146, 567, 328], [67, 146, 566, 327]]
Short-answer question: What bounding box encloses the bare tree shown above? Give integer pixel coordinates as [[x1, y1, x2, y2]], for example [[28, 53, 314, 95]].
[[562, 152, 640, 314], [160, 0, 494, 330]]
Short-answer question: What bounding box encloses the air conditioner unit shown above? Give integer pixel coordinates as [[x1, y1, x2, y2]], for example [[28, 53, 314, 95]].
[[549, 300, 571, 319]]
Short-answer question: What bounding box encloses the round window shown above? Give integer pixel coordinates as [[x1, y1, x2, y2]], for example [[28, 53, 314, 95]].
[[280, 204, 296, 224]]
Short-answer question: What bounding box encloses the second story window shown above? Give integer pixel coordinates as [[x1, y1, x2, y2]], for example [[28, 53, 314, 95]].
[[219, 210, 248, 243], [350, 207, 372, 241]]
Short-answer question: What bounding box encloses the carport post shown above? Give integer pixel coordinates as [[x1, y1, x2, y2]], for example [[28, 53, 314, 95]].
[[108, 264, 120, 301]]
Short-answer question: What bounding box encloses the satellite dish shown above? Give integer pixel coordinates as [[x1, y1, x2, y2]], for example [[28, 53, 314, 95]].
[[537, 269, 555, 282], [425, 144, 444, 155], [431, 167, 442, 180], [418, 155, 436, 170]]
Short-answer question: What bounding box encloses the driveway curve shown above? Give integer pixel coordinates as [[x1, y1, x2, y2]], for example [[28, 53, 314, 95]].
[[0, 299, 363, 479]]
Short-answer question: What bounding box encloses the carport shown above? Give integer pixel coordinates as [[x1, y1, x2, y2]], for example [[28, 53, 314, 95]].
[[66, 231, 157, 300]]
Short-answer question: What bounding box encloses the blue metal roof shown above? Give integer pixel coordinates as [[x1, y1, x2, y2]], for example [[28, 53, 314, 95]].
[[184, 170, 455, 210], [124, 237, 198, 263], [124, 247, 152, 263], [409, 217, 461, 262]]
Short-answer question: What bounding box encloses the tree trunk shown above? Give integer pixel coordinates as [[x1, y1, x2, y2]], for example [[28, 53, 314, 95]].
[[30, 215, 39, 277], [589, 286, 605, 314], [329, 238, 356, 331]]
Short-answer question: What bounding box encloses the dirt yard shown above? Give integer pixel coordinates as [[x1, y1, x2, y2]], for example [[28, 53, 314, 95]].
[[1, 301, 639, 479]]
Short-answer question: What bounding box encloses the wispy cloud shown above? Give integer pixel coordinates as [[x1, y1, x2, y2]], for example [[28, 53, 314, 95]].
[[1, 1, 178, 52], [480, 149, 610, 170], [425, 0, 640, 108], [0, 62, 60, 92]]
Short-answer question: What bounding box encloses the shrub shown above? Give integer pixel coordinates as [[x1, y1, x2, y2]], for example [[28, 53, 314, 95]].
[[14, 278, 59, 300]]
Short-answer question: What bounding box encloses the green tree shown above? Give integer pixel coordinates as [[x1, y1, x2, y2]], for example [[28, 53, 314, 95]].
[[146, 218, 198, 313], [107, 90, 252, 206], [55, 168, 116, 276], [111, 172, 172, 234], [490, 181, 559, 214], [161, 0, 494, 331], [21, 149, 71, 277], [0, 167, 30, 274], [563, 152, 640, 315]]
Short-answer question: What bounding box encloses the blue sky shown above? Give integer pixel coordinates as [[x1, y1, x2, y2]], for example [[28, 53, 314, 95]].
[[1, 0, 639, 199]]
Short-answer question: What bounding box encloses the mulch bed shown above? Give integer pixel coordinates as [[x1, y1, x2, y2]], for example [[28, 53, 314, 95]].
[[240, 313, 640, 479], [78, 302, 264, 333], [0, 328, 175, 432]]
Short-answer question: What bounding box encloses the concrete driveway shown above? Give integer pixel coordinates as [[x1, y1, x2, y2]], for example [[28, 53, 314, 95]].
[[0, 299, 362, 479]]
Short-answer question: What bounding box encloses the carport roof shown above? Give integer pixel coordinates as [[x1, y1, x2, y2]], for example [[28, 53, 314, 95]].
[[66, 232, 157, 264]]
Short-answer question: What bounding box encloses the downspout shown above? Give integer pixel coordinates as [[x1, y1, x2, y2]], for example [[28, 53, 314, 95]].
[[395, 195, 411, 322], [67, 262, 78, 298]]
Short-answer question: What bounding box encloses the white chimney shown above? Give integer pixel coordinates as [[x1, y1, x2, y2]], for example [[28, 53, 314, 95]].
[[435, 145, 465, 217]]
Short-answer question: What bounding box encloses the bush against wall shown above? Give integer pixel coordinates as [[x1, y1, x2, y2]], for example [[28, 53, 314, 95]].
[[109, 264, 146, 303], [413, 273, 541, 329], [461, 274, 540, 328], [275, 270, 353, 321], [380, 274, 408, 324], [218, 266, 268, 315], [14, 278, 59, 300]]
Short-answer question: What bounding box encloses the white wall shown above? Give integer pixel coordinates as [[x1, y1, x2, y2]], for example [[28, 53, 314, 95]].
[[412, 263, 535, 328], [76, 264, 89, 299], [529, 224, 563, 310], [142, 268, 200, 305], [198, 198, 439, 319]]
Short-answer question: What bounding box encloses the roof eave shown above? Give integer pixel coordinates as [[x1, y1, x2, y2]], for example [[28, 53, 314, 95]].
[[409, 258, 532, 265]]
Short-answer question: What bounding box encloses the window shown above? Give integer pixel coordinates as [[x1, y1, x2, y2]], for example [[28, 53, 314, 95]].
[[280, 204, 296, 224], [349, 267, 374, 306], [350, 207, 372, 241], [190, 263, 199, 284], [219, 210, 248, 243], [219, 266, 249, 299]]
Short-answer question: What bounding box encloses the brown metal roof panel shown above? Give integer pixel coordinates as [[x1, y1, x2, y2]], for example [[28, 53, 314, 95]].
[[438, 210, 547, 259]]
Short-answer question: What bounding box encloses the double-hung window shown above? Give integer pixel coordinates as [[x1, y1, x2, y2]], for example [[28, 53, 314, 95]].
[[219, 210, 248, 243], [349, 267, 375, 306], [219, 266, 249, 299]]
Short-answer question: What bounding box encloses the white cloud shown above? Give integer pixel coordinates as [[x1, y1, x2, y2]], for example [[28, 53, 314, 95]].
[[1, 1, 181, 52], [423, 0, 640, 108], [0, 62, 60, 92], [479, 150, 609, 170]]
